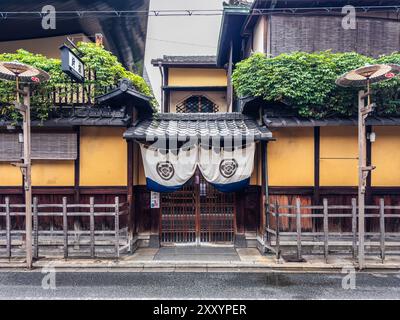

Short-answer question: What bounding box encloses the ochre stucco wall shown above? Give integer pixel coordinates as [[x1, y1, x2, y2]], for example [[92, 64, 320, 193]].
[[168, 68, 227, 87], [250, 143, 261, 186], [0, 163, 21, 186], [80, 127, 127, 186], [32, 160, 74, 186], [320, 126, 358, 186], [268, 128, 314, 186], [0, 161, 74, 186], [372, 126, 400, 186]]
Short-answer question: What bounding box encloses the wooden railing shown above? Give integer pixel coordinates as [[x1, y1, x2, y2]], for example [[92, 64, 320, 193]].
[[0, 69, 119, 109], [266, 198, 400, 262], [0, 197, 130, 259]]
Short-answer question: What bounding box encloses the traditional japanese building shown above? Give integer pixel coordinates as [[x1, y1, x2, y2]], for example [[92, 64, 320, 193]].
[[1, 0, 400, 259]]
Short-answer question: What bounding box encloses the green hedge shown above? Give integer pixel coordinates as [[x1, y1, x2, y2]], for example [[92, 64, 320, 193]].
[[232, 51, 400, 118], [0, 42, 155, 122]]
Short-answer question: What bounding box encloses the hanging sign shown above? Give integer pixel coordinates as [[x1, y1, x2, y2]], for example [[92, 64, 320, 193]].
[[150, 191, 160, 209], [60, 45, 85, 83]]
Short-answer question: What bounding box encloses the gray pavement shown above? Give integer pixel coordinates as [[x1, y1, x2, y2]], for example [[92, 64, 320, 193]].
[[0, 271, 400, 299], [154, 247, 241, 261]]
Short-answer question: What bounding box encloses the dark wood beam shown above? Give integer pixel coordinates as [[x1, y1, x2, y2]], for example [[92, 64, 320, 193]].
[[127, 140, 134, 233], [313, 127, 320, 205]]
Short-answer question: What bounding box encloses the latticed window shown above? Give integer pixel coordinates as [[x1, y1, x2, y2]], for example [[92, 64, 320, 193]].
[[176, 96, 219, 113]]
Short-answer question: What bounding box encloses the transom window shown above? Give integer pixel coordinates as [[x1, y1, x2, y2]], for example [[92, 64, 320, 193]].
[[176, 95, 219, 113]]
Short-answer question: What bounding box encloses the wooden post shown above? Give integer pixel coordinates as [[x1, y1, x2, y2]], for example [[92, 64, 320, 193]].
[[261, 141, 269, 247], [23, 85, 33, 269], [352, 198, 357, 259], [114, 197, 120, 259], [275, 199, 280, 261], [63, 197, 68, 259], [5, 197, 11, 259], [33, 197, 38, 259], [358, 90, 366, 270], [127, 140, 134, 250], [89, 197, 95, 258], [296, 197, 302, 261], [379, 198, 385, 263], [323, 198, 329, 263]]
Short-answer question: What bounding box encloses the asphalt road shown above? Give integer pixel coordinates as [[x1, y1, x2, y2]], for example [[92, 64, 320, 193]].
[[0, 271, 399, 299]]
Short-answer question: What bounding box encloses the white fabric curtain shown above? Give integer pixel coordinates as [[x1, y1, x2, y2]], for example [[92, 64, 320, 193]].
[[139, 142, 256, 193], [198, 143, 255, 192], [139, 143, 198, 192]]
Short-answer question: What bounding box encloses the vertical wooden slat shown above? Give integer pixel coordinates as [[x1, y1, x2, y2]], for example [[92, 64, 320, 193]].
[[90, 197, 95, 258], [63, 197, 68, 259], [379, 198, 385, 262], [5, 197, 11, 258], [296, 198, 302, 260], [275, 199, 280, 261], [33, 197, 39, 259], [323, 198, 329, 262], [115, 197, 120, 259], [352, 198, 357, 259]]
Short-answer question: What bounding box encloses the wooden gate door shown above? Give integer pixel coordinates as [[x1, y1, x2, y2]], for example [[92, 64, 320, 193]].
[[160, 171, 236, 245]]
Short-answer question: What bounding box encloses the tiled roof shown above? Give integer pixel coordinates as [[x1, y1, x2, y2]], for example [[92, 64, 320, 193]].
[[264, 115, 400, 127], [0, 106, 130, 127], [151, 55, 217, 66], [124, 112, 272, 141]]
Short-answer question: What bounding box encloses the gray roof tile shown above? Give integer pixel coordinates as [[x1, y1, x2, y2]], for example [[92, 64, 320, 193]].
[[152, 55, 217, 66], [124, 112, 272, 141]]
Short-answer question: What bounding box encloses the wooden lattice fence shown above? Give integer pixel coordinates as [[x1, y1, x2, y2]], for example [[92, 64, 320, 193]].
[[0, 196, 130, 259]]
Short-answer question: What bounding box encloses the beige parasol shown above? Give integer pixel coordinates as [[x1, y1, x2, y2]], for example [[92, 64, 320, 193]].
[[336, 64, 400, 88]]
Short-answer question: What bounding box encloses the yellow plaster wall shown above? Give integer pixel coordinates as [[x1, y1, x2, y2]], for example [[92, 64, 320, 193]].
[[168, 68, 227, 87], [268, 128, 314, 186], [320, 127, 358, 186], [0, 161, 74, 186], [372, 126, 400, 186], [32, 160, 74, 186], [80, 127, 127, 186], [250, 143, 261, 185], [0, 163, 21, 186]]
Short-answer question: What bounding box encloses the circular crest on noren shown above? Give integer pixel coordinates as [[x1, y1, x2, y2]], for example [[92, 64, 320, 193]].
[[0, 61, 50, 83], [156, 161, 175, 181], [336, 64, 400, 87], [219, 159, 238, 178]]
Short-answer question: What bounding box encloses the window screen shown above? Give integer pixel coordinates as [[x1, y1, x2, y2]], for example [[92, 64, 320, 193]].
[[0, 132, 77, 161]]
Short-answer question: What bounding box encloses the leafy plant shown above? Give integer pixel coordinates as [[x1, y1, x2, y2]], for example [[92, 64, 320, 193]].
[[0, 42, 155, 123], [232, 51, 400, 118]]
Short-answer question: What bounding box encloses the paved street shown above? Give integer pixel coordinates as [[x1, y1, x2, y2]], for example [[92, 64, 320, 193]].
[[0, 271, 399, 299]]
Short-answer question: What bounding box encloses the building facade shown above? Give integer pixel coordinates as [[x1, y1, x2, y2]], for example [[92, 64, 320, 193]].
[[1, 0, 400, 257]]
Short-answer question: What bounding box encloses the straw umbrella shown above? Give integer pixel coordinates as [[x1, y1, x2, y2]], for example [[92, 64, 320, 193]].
[[337, 64, 400, 269], [0, 61, 49, 269]]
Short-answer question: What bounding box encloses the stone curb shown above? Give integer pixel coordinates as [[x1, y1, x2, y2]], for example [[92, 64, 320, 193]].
[[0, 260, 399, 272]]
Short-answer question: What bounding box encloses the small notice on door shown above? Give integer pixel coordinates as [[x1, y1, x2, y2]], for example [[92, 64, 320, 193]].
[[150, 191, 160, 209]]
